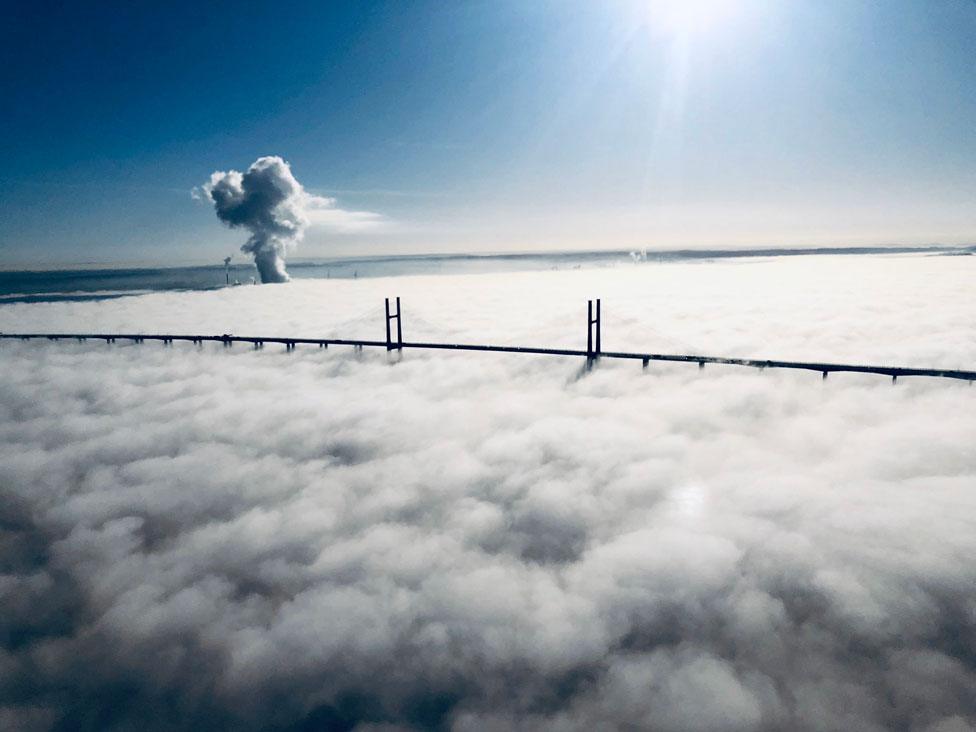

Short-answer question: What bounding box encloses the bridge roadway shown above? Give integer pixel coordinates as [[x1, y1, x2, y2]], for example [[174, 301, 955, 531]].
[[2, 332, 974, 382]]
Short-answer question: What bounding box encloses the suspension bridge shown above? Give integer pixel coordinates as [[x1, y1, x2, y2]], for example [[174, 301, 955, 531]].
[[1, 298, 973, 383]]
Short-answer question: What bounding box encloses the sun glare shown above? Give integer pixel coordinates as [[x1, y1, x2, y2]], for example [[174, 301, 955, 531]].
[[647, 0, 739, 36]]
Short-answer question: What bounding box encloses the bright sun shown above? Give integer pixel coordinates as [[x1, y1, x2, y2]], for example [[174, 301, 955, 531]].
[[646, 0, 739, 36]]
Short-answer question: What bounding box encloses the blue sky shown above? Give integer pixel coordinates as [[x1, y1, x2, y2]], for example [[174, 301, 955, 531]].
[[1, 0, 975, 267]]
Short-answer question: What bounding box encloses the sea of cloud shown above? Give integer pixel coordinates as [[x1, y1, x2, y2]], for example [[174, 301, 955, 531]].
[[1, 254, 974, 731]]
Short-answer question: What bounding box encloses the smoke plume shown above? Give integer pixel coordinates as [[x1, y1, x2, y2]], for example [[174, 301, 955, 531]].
[[201, 156, 317, 283]]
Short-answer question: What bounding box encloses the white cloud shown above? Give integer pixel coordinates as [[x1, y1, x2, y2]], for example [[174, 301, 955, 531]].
[[0, 254, 975, 730], [305, 194, 388, 234]]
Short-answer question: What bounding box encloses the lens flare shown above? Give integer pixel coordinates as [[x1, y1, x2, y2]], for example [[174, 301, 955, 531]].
[[647, 0, 740, 36]]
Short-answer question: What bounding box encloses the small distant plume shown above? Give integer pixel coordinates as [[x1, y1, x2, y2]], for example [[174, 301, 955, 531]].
[[200, 156, 316, 283]]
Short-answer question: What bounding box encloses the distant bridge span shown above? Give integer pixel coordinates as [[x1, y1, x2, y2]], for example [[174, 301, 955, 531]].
[[1, 298, 973, 383]]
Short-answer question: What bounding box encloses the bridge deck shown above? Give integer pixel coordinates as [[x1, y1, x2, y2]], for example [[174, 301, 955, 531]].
[[2, 332, 973, 382]]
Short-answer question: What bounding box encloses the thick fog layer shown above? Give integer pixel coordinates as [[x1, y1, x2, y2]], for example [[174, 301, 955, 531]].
[[1, 255, 975, 731]]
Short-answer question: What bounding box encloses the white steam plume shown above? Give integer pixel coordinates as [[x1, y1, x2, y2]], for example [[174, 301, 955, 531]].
[[201, 156, 380, 284]]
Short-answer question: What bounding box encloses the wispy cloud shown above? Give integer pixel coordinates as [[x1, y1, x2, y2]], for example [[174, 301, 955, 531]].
[[305, 194, 388, 233]]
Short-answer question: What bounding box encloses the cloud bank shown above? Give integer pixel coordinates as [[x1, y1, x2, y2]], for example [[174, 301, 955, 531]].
[[200, 156, 382, 283], [1, 256, 975, 731]]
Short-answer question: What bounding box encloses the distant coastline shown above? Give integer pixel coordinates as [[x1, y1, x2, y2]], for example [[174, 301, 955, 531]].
[[0, 244, 972, 305]]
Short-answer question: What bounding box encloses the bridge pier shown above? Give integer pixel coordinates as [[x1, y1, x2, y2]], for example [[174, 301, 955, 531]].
[[385, 297, 403, 351], [586, 299, 601, 363]]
